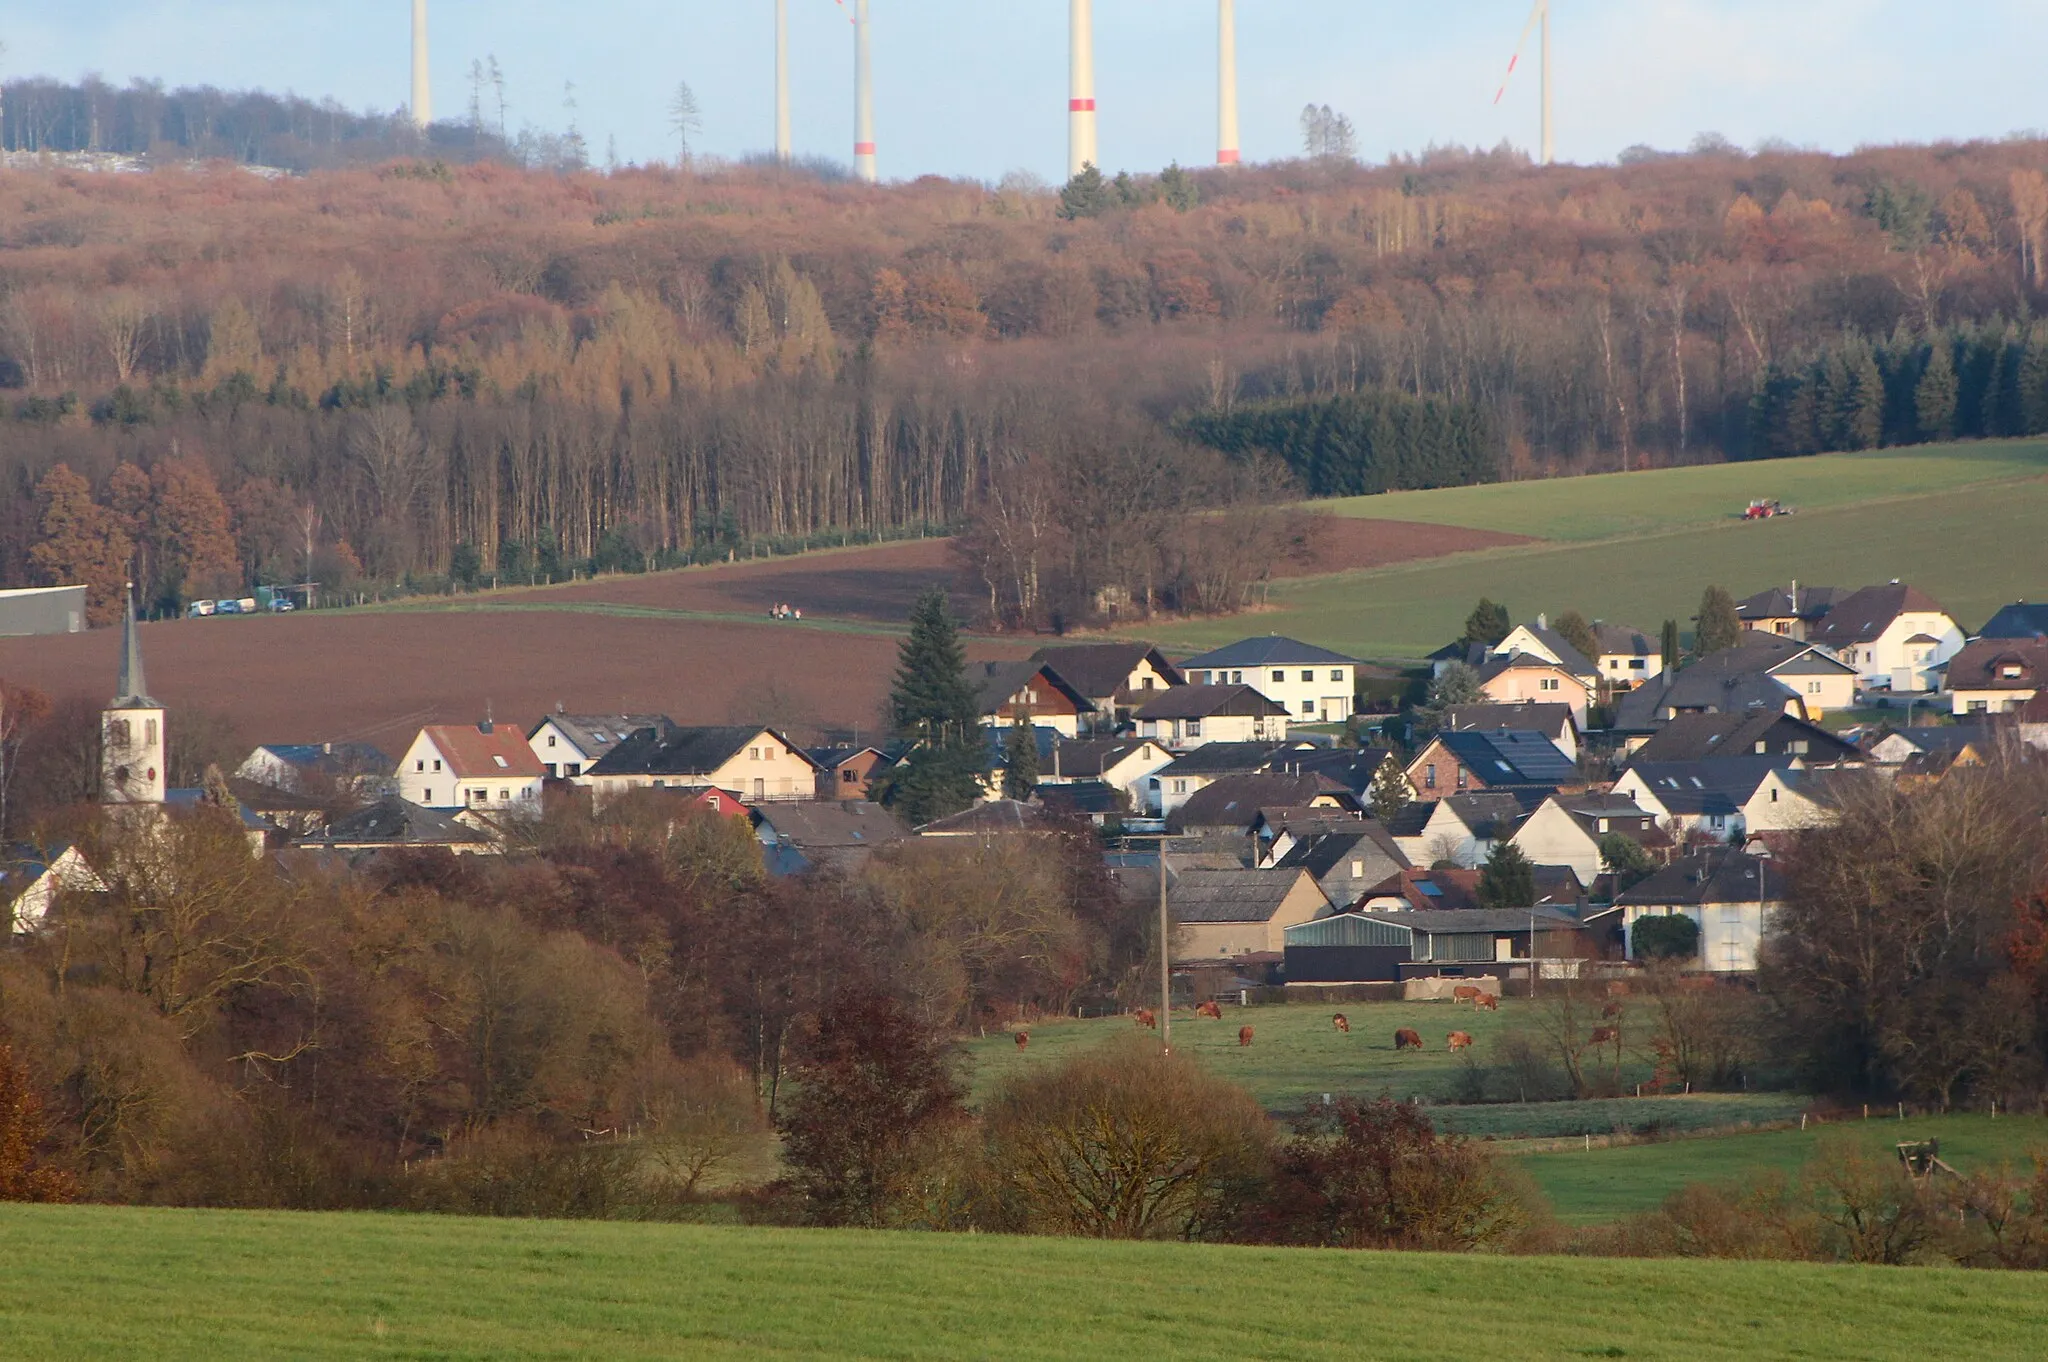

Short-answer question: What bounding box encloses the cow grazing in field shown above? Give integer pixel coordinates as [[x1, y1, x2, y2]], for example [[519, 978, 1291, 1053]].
[[1014, 1031, 1029, 1050], [1196, 1000, 1223, 1020], [1589, 1027, 1619, 1045], [1474, 993, 1499, 1012], [1238, 1025, 1255, 1047], [1332, 1013, 1351, 1033], [1134, 1008, 1157, 1030], [1394, 1028, 1424, 1051], [1448, 1031, 1474, 1052], [1452, 985, 1482, 1006]]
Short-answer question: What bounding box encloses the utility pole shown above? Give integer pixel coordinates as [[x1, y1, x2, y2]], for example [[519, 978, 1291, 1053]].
[[1159, 838, 1172, 1054]]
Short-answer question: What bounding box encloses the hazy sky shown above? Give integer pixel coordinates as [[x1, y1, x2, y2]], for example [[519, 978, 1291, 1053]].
[[10, 2, 2047, 180]]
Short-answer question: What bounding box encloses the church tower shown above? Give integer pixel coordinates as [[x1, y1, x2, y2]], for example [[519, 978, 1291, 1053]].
[[102, 587, 166, 806]]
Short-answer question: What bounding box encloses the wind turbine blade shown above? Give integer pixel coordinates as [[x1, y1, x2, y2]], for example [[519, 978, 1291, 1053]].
[[1494, 0, 1544, 105]]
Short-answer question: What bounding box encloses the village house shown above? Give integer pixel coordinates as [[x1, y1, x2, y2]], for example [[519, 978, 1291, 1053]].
[[1592, 623, 1665, 688], [1736, 584, 1853, 641], [806, 745, 897, 800], [1474, 655, 1591, 725], [236, 742, 392, 793], [1354, 867, 1482, 912], [1404, 728, 1579, 801], [1489, 617, 1601, 686], [1865, 724, 1990, 765], [1979, 603, 2048, 640], [1942, 637, 2048, 714], [1607, 850, 1786, 973], [1807, 582, 1965, 693], [971, 660, 1098, 738], [1629, 710, 1863, 765], [296, 797, 502, 856], [1029, 643, 1184, 732], [1508, 793, 1666, 885], [1037, 737, 1173, 809], [526, 713, 668, 780], [1614, 634, 1858, 735], [2, 843, 105, 934], [1177, 637, 1359, 725], [1254, 806, 1379, 861], [1145, 741, 1305, 817], [1386, 791, 1533, 868], [918, 799, 1065, 836], [1134, 684, 1290, 750], [395, 722, 547, 813], [1166, 772, 1355, 836], [1170, 866, 1333, 963], [1440, 702, 1581, 762], [585, 724, 818, 803], [754, 801, 910, 876], [1612, 758, 1822, 841]]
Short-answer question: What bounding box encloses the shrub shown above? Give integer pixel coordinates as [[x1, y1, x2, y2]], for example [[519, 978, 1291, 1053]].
[[0, 1040, 76, 1204], [1632, 913, 1700, 961], [981, 1037, 1270, 1240]]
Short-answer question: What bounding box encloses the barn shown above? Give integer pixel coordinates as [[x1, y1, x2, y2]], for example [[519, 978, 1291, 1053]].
[[1284, 907, 1586, 984], [0, 585, 87, 637]]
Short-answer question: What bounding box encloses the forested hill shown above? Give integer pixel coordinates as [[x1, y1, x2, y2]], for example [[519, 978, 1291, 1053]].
[[8, 115, 2048, 625]]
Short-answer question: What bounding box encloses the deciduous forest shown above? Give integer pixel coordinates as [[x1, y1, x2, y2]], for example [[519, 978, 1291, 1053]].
[[8, 74, 2048, 626]]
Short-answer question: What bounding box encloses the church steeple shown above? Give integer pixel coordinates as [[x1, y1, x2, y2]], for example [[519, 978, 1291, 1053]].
[[112, 584, 156, 709]]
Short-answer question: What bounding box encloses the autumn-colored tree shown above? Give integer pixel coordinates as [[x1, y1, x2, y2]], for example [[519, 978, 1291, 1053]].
[[28, 464, 132, 625], [150, 456, 242, 600], [0, 1040, 77, 1204]]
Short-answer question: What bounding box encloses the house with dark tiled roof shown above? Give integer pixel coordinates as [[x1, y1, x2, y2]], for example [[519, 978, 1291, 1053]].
[[1612, 758, 1822, 840], [1474, 654, 1592, 725], [755, 801, 910, 874], [1508, 792, 1668, 884], [1266, 823, 1409, 906], [396, 721, 547, 812], [1491, 618, 1600, 685], [1441, 702, 1580, 762], [1591, 623, 1665, 688], [1405, 729, 1579, 801], [1980, 603, 2048, 641], [526, 713, 669, 781], [1029, 643, 1183, 731], [2, 843, 104, 934], [1607, 850, 1787, 973], [807, 745, 898, 801], [1167, 772, 1356, 836], [971, 660, 1098, 738], [1170, 866, 1333, 962], [1135, 684, 1290, 750], [587, 724, 819, 803], [1039, 737, 1172, 809], [1943, 638, 2048, 715], [297, 797, 501, 856], [1177, 637, 1358, 724], [236, 741, 393, 794], [1807, 582, 1964, 693], [1630, 711, 1862, 765], [1144, 741, 1310, 817], [1356, 867, 1483, 913], [1614, 633, 1858, 735], [1387, 790, 1537, 868], [1736, 585, 1854, 641]]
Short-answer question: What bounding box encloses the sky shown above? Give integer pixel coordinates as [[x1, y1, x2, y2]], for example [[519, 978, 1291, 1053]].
[[8, 2, 2048, 181]]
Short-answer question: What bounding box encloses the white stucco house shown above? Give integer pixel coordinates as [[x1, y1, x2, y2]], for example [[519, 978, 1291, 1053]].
[[1807, 582, 1965, 694], [1612, 759, 1823, 841], [1611, 851, 1785, 973], [1177, 637, 1358, 725], [396, 722, 548, 812]]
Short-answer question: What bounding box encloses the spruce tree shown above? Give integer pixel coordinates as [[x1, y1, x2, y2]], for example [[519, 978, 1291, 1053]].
[[874, 587, 988, 824], [1843, 345, 1884, 450], [1368, 751, 1413, 822], [1660, 619, 1681, 671], [1552, 610, 1598, 665], [1057, 163, 1114, 220], [2018, 324, 2048, 435], [1463, 598, 1510, 646], [1002, 718, 1040, 801], [1416, 662, 1483, 735], [1915, 334, 1958, 441], [1694, 586, 1743, 656], [1477, 841, 1536, 910]]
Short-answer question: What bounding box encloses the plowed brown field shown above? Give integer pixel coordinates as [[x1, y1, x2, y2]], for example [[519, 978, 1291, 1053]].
[[0, 517, 1511, 748]]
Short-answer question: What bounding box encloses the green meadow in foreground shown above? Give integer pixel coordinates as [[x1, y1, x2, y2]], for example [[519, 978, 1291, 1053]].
[[1141, 438, 2048, 658], [5, 1204, 2047, 1361]]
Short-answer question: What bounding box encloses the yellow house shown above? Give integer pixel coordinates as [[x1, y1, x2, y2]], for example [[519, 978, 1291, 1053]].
[[1171, 866, 1332, 962], [585, 724, 820, 803]]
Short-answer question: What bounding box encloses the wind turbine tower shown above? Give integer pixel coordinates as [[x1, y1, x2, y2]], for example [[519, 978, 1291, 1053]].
[[854, 0, 877, 182], [410, 0, 431, 129], [775, 0, 792, 162], [1217, 0, 1239, 165], [1068, 0, 1098, 178], [1496, 0, 1555, 165]]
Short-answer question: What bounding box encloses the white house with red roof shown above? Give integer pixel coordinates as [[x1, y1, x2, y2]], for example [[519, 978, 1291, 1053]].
[[396, 721, 547, 812]]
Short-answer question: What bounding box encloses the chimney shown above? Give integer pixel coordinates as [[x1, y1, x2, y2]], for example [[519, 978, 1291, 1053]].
[[479, 718, 494, 735]]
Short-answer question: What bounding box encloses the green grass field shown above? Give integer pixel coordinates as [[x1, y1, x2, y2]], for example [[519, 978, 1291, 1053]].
[[1139, 438, 2048, 659], [1523, 1113, 2048, 1224], [6, 1205, 2047, 1361]]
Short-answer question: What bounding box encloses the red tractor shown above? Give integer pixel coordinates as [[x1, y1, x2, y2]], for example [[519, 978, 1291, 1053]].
[[1743, 499, 1792, 520]]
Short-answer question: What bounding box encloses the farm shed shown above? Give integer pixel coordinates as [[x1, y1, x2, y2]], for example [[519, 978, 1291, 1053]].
[[0, 585, 86, 637], [1284, 907, 1586, 984], [1283, 912, 1414, 984]]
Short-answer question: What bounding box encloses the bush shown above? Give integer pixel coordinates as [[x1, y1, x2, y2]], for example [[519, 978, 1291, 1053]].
[[981, 1037, 1270, 1240], [1632, 913, 1700, 961]]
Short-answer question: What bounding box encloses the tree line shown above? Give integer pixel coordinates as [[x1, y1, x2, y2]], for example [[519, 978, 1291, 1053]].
[[1178, 389, 1500, 497]]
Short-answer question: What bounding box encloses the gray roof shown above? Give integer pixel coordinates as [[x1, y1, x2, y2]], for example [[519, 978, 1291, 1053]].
[[1272, 825, 1410, 881], [1180, 636, 1358, 669], [754, 801, 910, 849], [536, 714, 670, 762], [1593, 624, 1658, 658], [1356, 907, 1581, 935], [1030, 643, 1183, 697], [302, 797, 491, 847], [1155, 742, 1305, 778], [1135, 684, 1288, 720], [113, 587, 155, 709], [1809, 583, 1951, 649], [1615, 851, 1784, 907], [1980, 603, 2048, 640], [1171, 867, 1327, 923], [1170, 773, 1349, 833], [1044, 738, 1165, 779], [971, 661, 1095, 717], [1631, 712, 1860, 764], [589, 725, 817, 778], [1737, 585, 1851, 622], [1442, 703, 1576, 738], [1507, 624, 1596, 678], [1623, 757, 1790, 814], [1430, 729, 1580, 787], [918, 799, 1062, 835], [1613, 642, 1816, 730]]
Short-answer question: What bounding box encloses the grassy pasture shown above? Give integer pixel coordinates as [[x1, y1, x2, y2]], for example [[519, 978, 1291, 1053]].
[[1145, 469, 2048, 659], [6, 1205, 2048, 1360], [1523, 1113, 2048, 1224]]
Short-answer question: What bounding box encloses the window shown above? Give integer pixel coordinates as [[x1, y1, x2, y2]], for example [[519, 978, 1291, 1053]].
[[1231, 671, 1244, 685], [416, 759, 426, 772], [1808, 682, 1822, 694], [842, 768, 858, 785], [545, 763, 558, 779], [653, 779, 666, 788], [749, 747, 761, 761], [1455, 768, 1468, 789], [1791, 740, 1808, 754], [565, 763, 581, 778], [433, 759, 443, 772], [1597, 819, 1609, 833], [1172, 779, 1188, 794], [1769, 789, 1780, 803], [1141, 677, 1156, 690], [1608, 659, 1621, 670], [547, 734, 557, 748], [1185, 719, 1202, 738], [493, 755, 508, 769], [1301, 700, 1314, 714], [1331, 669, 1344, 682], [423, 788, 433, 803], [1709, 814, 1725, 829], [499, 789, 510, 801], [2002, 665, 2024, 679], [1302, 670, 1315, 682], [1630, 659, 1646, 671], [1424, 764, 1437, 790], [469, 789, 483, 804], [1272, 669, 1286, 683], [1969, 700, 1989, 714], [144, 719, 158, 746], [1539, 678, 1560, 692], [1754, 741, 1768, 754]]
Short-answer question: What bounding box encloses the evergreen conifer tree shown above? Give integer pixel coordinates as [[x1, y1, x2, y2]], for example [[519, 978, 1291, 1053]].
[[1660, 620, 1681, 671], [873, 587, 988, 824], [1477, 841, 1536, 910], [1416, 662, 1483, 735], [1367, 751, 1412, 823], [2018, 324, 2048, 435], [1002, 718, 1040, 801], [1463, 598, 1510, 646], [1552, 610, 1598, 665], [1694, 585, 1742, 656], [1843, 344, 1884, 450], [1057, 163, 1114, 220], [1915, 334, 1958, 441]]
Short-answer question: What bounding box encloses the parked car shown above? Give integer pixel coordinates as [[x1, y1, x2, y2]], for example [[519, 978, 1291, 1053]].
[[187, 600, 217, 618], [215, 599, 242, 615], [267, 597, 296, 613], [234, 597, 258, 614]]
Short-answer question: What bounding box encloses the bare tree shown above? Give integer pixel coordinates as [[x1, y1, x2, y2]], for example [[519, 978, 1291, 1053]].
[[669, 81, 703, 167]]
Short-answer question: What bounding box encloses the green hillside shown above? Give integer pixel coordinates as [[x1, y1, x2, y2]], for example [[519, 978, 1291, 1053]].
[[4, 1205, 2045, 1360], [1144, 440, 2048, 659]]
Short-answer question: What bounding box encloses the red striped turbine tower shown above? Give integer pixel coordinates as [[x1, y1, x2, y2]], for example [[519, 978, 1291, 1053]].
[[1068, 0, 1098, 178], [830, 0, 877, 180], [1217, 0, 1239, 165]]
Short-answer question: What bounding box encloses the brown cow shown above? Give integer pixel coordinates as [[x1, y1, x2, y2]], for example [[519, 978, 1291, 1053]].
[[1394, 1028, 1424, 1051], [1332, 1013, 1351, 1033], [1474, 993, 1499, 1012], [1238, 1025, 1255, 1047], [1448, 1031, 1474, 1051], [1014, 1031, 1029, 1050], [1452, 985, 1482, 1006], [1134, 1008, 1157, 1030], [1196, 1000, 1224, 1020], [1589, 1026, 1619, 1045]]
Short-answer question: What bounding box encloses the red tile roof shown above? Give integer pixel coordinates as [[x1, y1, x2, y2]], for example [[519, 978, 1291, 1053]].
[[423, 723, 547, 779]]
